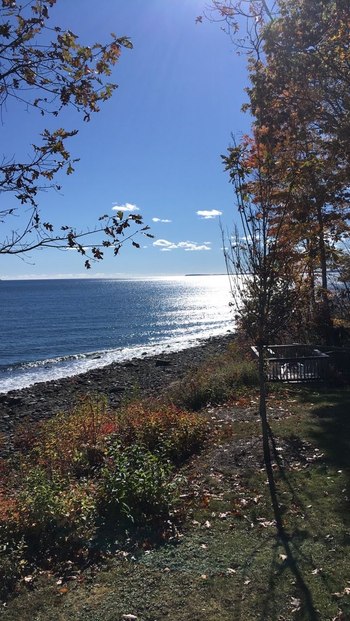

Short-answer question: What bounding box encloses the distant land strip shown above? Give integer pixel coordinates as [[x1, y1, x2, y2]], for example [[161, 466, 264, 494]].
[[185, 273, 227, 276]]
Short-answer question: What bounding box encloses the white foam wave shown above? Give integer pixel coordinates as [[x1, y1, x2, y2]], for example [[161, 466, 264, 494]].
[[0, 323, 233, 394]]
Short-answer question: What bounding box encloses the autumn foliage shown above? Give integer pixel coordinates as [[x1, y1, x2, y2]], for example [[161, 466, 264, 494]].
[[216, 0, 350, 343], [0, 395, 208, 599]]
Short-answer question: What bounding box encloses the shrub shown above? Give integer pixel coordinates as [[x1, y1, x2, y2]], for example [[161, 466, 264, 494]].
[[0, 530, 27, 603], [17, 395, 117, 476], [4, 399, 205, 551], [98, 444, 174, 524], [115, 401, 208, 464], [0, 394, 211, 601], [17, 466, 96, 556], [170, 351, 258, 410], [15, 398, 207, 476]]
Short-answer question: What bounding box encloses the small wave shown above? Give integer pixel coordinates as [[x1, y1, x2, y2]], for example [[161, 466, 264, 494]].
[[0, 351, 107, 373], [0, 324, 233, 394]]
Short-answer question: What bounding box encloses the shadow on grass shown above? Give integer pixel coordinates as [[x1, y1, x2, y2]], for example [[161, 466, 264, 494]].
[[305, 387, 350, 471], [255, 412, 346, 621], [263, 432, 320, 620], [300, 386, 350, 529]]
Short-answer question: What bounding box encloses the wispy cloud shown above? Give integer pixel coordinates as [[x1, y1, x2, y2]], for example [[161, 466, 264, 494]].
[[178, 242, 211, 252], [152, 217, 172, 223], [153, 239, 211, 252], [112, 202, 140, 213], [196, 209, 222, 219], [153, 239, 177, 251]]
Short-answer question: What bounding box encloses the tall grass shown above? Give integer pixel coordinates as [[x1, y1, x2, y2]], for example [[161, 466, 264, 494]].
[[170, 344, 258, 410]]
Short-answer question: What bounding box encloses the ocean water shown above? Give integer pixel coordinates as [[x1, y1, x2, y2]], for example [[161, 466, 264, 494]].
[[0, 275, 234, 393]]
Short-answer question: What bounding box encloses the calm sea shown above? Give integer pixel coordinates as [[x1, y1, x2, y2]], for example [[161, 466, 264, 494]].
[[0, 275, 234, 393]]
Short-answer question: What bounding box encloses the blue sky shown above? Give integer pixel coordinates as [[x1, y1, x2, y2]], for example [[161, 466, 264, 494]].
[[1, 0, 250, 279]]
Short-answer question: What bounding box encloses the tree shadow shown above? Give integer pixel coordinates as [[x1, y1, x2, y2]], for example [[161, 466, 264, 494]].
[[256, 417, 342, 621], [300, 386, 350, 526], [230, 536, 276, 621], [304, 388, 350, 469]]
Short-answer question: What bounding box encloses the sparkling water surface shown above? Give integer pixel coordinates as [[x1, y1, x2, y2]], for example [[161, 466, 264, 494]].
[[0, 276, 233, 393]]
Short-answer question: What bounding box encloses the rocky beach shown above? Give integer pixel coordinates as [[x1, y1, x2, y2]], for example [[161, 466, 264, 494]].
[[0, 333, 235, 457]]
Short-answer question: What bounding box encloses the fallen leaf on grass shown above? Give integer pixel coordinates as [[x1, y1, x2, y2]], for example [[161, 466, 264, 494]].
[[333, 587, 350, 598], [218, 512, 230, 519], [332, 611, 346, 620], [291, 597, 301, 612], [119, 551, 130, 558], [257, 518, 275, 528]]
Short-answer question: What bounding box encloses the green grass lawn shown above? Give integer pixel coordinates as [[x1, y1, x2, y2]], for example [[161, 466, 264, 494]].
[[1, 385, 350, 621]]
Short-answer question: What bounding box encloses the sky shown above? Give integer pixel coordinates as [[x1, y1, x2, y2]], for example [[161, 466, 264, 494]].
[[1, 0, 251, 279]]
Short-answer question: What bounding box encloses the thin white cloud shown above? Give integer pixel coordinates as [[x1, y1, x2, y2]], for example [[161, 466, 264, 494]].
[[112, 202, 140, 213], [196, 209, 222, 219], [153, 239, 211, 252], [179, 242, 211, 252], [153, 239, 173, 247], [153, 239, 178, 250], [152, 217, 172, 223]]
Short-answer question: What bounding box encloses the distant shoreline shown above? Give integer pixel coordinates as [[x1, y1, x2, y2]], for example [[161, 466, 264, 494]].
[[185, 273, 227, 276], [1, 274, 228, 281]]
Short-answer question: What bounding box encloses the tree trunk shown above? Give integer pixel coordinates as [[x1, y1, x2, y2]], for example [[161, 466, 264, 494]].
[[316, 200, 328, 294], [257, 343, 283, 531], [316, 200, 333, 343]]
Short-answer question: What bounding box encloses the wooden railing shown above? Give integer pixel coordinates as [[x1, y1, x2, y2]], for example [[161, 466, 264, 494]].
[[251, 345, 330, 382]]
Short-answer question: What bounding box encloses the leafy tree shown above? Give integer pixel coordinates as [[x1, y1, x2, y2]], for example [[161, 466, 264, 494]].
[[207, 5, 299, 510], [257, 0, 350, 336], [208, 0, 350, 340], [0, 0, 150, 267], [208, 8, 349, 611], [247, 61, 348, 338], [221, 131, 315, 598], [223, 135, 298, 346]]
